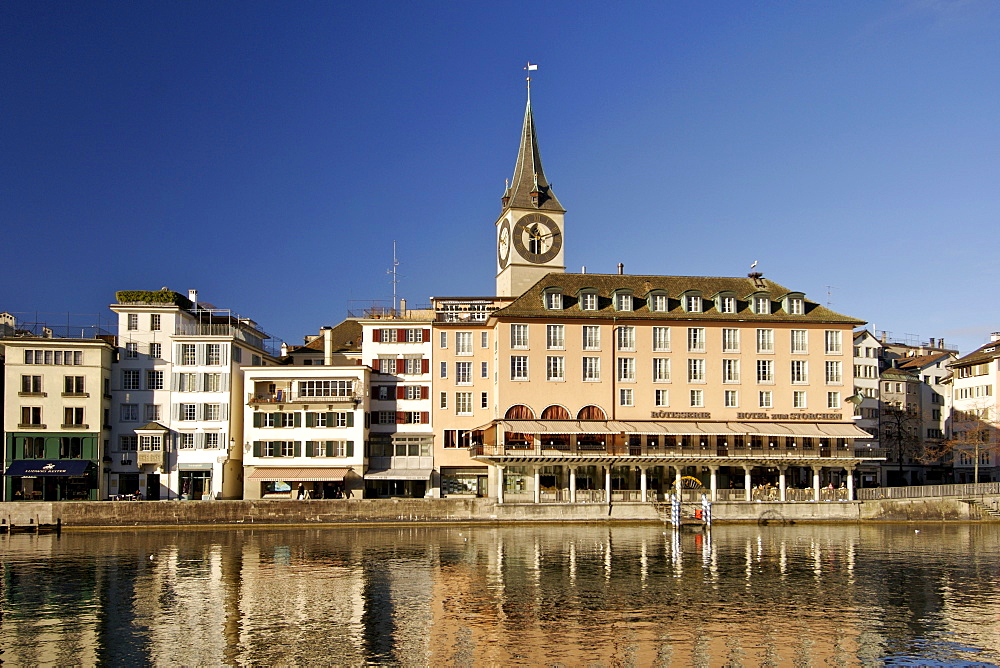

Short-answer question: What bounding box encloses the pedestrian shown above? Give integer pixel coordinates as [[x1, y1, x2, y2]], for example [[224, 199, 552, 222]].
[[297, 483, 305, 500]]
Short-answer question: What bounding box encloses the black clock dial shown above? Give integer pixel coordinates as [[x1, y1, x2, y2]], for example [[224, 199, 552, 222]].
[[512, 213, 562, 264]]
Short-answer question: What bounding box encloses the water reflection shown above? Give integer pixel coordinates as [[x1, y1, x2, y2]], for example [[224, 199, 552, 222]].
[[1, 524, 999, 665]]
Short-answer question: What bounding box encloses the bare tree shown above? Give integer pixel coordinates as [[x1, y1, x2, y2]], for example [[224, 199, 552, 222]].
[[880, 404, 923, 485], [925, 404, 1000, 483]]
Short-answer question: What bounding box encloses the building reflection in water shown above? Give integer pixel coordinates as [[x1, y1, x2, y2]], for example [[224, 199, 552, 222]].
[[0, 524, 998, 665]]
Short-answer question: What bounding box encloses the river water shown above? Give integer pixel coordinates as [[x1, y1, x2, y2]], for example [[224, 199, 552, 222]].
[[1, 523, 999, 666]]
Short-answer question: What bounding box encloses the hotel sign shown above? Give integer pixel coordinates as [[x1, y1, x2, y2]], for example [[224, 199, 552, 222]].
[[737, 412, 843, 421]]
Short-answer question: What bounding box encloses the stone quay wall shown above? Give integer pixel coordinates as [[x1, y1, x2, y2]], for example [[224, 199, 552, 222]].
[[1, 496, 996, 530]]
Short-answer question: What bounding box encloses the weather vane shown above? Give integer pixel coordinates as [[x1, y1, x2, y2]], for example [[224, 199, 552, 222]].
[[524, 61, 538, 98]]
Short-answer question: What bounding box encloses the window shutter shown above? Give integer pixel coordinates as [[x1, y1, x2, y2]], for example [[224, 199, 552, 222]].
[[222, 404, 229, 420], [253, 412, 262, 428], [252, 441, 261, 457], [172, 403, 181, 421], [345, 440, 354, 457], [220, 344, 229, 363], [293, 441, 301, 457], [372, 329, 381, 342], [422, 329, 430, 342], [420, 411, 429, 424], [396, 411, 405, 424], [293, 412, 301, 427], [174, 344, 183, 363], [326, 411, 335, 426], [396, 385, 406, 400], [196, 344, 206, 366], [305, 413, 314, 428], [305, 441, 314, 457], [171, 373, 180, 391], [421, 386, 429, 400], [196, 433, 205, 449], [421, 358, 429, 374], [221, 374, 230, 391], [371, 359, 380, 373], [397, 328, 406, 342], [346, 412, 354, 427]]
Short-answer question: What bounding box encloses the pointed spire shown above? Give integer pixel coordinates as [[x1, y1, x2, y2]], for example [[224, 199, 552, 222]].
[[503, 86, 564, 213]]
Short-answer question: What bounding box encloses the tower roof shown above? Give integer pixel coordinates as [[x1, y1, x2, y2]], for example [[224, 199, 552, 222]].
[[503, 93, 565, 213]]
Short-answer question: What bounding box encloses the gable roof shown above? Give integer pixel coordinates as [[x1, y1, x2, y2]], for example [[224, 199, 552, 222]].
[[896, 352, 952, 371], [492, 273, 865, 324], [952, 340, 1000, 367]]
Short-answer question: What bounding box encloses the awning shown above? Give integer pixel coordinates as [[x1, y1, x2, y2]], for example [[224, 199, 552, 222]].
[[365, 468, 434, 481], [246, 467, 351, 482], [481, 420, 873, 439], [4, 460, 92, 477], [817, 423, 874, 438], [500, 420, 619, 434]]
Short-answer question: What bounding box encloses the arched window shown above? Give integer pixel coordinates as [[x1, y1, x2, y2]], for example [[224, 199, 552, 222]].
[[577, 405, 607, 421], [541, 405, 571, 420], [505, 405, 535, 420]]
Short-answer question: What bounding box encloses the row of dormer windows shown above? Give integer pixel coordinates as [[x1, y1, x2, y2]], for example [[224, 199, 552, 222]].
[[542, 289, 805, 315]]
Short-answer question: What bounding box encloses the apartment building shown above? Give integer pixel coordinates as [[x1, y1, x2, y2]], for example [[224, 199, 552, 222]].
[[2, 332, 115, 500], [948, 334, 1000, 483], [242, 365, 368, 499], [109, 289, 276, 500]]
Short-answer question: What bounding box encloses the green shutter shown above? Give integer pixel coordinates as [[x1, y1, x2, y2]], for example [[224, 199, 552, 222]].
[[293, 441, 301, 457], [305, 412, 314, 428], [346, 440, 354, 457], [346, 412, 354, 427], [253, 412, 262, 428], [326, 441, 335, 457], [305, 441, 314, 457], [253, 441, 261, 457], [294, 412, 302, 428], [326, 412, 335, 426]]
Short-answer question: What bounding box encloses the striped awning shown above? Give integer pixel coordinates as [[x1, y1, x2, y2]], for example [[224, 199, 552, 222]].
[[364, 468, 433, 481], [482, 420, 871, 439], [246, 467, 351, 482]]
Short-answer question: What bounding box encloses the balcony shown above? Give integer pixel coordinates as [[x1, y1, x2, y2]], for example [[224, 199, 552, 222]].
[[248, 391, 359, 406], [471, 441, 876, 461]]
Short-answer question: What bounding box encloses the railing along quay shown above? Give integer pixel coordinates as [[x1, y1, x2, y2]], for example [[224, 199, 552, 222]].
[[856, 481, 1000, 501]]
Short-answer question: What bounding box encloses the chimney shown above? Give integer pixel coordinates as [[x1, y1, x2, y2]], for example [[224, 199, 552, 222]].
[[280, 342, 288, 356], [322, 326, 333, 366], [991, 333, 1000, 343], [188, 289, 198, 309], [399, 298, 407, 316], [617, 263, 624, 275], [581, 266, 587, 274], [928, 338, 935, 348]]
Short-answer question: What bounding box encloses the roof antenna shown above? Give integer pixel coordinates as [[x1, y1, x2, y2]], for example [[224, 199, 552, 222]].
[[387, 241, 400, 316]]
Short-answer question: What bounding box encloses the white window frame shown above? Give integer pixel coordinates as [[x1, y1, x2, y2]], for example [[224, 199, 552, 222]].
[[546, 325, 565, 350], [722, 328, 740, 353], [546, 356, 565, 382], [652, 326, 670, 352], [583, 357, 601, 381], [653, 358, 670, 382], [690, 389, 704, 407], [687, 327, 706, 353], [511, 356, 528, 381], [583, 325, 601, 351], [756, 329, 774, 354], [511, 324, 529, 349], [688, 358, 705, 383]]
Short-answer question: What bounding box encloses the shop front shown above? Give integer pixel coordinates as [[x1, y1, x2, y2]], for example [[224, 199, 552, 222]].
[[179, 463, 214, 500], [4, 460, 97, 501], [245, 466, 357, 499]]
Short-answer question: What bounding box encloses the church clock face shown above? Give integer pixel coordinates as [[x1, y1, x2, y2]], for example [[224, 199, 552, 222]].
[[498, 220, 511, 268], [512, 213, 562, 264]]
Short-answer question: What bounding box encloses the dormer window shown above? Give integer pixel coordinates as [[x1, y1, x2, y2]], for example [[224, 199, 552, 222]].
[[613, 291, 633, 312], [716, 293, 737, 314], [544, 289, 563, 310], [750, 293, 771, 314], [579, 290, 598, 311], [683, 294, 703, 313], [648, 292, 668, 312], [783, 293, 805, 315]]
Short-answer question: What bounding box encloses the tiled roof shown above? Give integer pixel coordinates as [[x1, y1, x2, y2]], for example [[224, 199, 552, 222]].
[[951, 340, 1000, 367], [288, 320, 362, 355], [896, 352, 951, 370], [881, 367, 918, 381], [492, 273, 865, 324], [503, 97, 564, 213]]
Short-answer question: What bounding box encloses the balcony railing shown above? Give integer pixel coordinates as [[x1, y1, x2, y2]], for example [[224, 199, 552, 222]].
[[248, 391, 358, 405], [856, 481, 1000, 500]]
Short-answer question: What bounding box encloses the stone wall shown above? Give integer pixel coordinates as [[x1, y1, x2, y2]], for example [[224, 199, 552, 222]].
[[1, 496, 997, 530]]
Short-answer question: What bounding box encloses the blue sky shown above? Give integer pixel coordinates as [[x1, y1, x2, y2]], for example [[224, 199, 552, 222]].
[[3, 1, 999, 354]]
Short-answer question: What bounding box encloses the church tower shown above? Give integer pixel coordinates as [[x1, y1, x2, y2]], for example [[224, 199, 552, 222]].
[[495, 82, 566, 297]]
